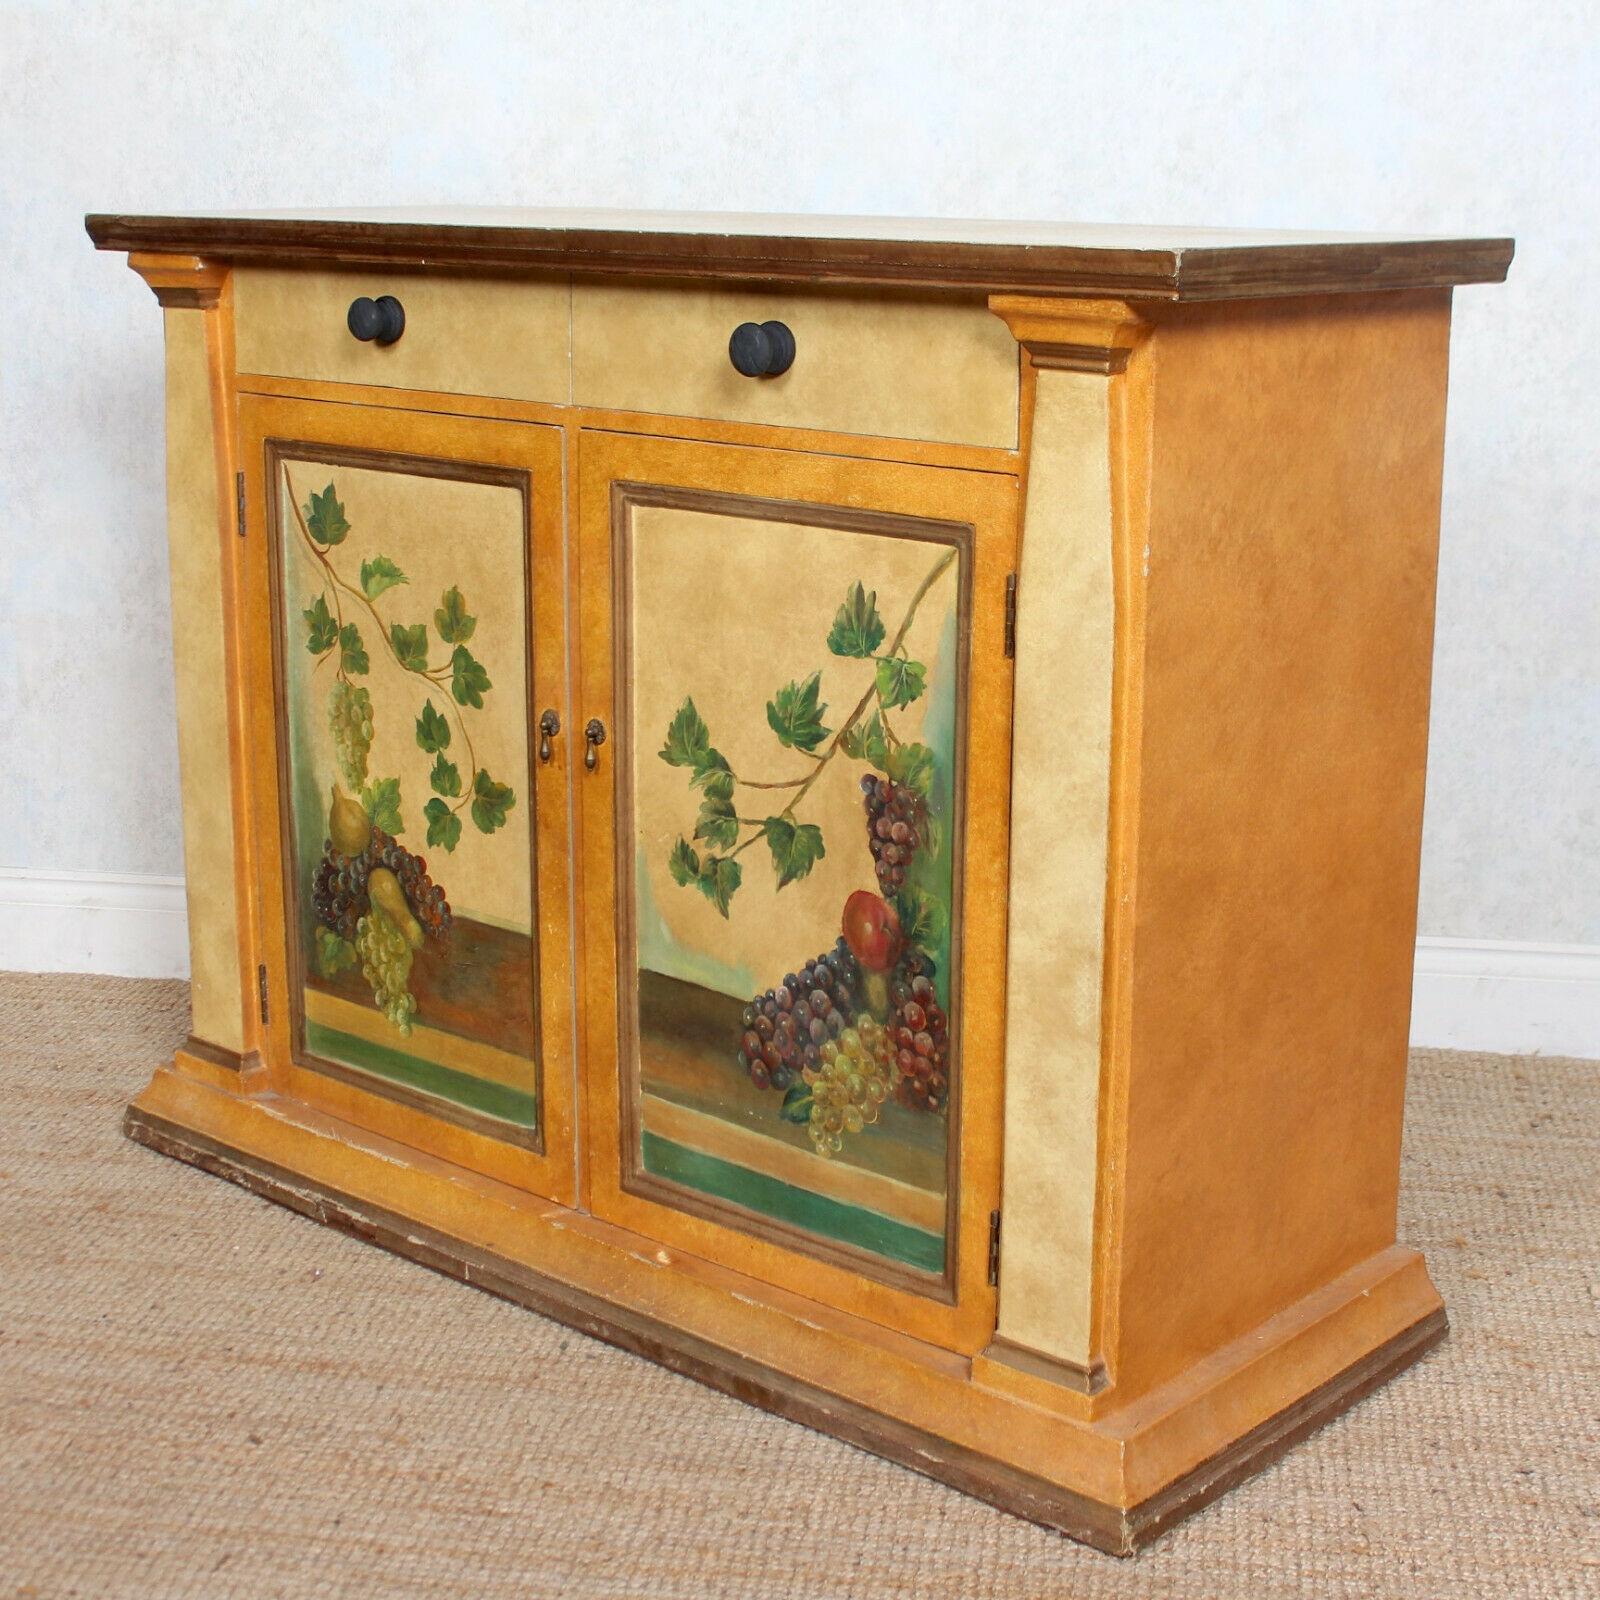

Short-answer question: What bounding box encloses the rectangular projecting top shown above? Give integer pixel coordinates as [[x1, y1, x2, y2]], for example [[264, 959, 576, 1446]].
[[85, 207, 1514, 301]]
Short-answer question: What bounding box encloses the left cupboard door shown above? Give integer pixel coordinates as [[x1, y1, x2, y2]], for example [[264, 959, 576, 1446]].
[[238, 394, 576, 1204]]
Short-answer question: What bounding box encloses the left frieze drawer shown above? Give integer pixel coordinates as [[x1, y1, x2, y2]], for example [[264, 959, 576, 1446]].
[[232, 268, 570, 404]]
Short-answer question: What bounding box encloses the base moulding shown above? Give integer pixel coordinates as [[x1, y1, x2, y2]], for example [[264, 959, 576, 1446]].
[[124, 1061, 1448, 1555]]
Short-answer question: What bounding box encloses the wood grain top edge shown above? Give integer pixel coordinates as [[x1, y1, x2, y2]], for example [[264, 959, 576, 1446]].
[[84, 214, 1513, 300]]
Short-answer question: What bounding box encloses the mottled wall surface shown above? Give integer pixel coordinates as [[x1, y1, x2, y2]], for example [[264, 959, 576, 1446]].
[[1, 0, 1593, 943]]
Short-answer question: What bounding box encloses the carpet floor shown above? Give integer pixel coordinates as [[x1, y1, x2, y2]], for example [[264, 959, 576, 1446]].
[[0, 973, 1595, 1598]]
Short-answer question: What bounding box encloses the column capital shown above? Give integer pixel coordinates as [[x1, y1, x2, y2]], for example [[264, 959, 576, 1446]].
[[988, 295, 1150, 374], [128, 252, 229, 309]]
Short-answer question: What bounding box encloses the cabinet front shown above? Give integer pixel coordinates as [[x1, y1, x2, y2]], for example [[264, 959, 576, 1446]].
[[239, 395, 576, 1204], [576, 431, 1017, 1350]]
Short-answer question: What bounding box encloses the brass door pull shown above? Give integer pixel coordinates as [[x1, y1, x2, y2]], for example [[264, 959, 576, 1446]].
[[584, 718, 607, 771], [537, 708, 560, 763]]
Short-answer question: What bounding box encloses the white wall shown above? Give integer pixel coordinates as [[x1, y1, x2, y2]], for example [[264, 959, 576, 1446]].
[[2, 1, 1596, 1049]]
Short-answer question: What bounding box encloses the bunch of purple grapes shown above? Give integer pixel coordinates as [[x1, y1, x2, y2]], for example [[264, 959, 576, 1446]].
[[312, 846, 370, 940], [737, 939, 864, 1091], [889, 959, 949, 1113], [312, 828, 454, 945], [860, 775, 924, 894]]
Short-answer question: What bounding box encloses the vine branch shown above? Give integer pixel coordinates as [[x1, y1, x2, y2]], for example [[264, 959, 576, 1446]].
[[285, 466, 480, 813], [720, 545, 955, 855]]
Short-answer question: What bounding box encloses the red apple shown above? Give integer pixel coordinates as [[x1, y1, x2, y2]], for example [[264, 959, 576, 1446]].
[[842, 890, 903, 973]]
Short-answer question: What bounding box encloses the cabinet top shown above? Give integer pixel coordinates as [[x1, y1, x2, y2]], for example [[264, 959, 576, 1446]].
[[85, 207, 1513, 301]]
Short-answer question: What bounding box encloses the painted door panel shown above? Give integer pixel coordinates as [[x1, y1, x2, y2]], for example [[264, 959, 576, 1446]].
[[239, 395, 576, 1205], [575, 430, 1017, 1351]]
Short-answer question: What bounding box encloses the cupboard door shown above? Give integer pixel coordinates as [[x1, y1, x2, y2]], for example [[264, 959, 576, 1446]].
[[576, 431, 1017, 1351], [239, 395, 576, 1204]]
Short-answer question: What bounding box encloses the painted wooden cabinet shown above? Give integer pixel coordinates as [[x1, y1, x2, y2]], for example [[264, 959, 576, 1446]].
[[90, 210, 1512, 1555]]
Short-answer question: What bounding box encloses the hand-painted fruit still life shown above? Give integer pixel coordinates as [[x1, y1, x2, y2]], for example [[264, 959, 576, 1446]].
[[656, 551, 958, 1167], [277, 462, 540, 1132], [290, 475, 517, 1037]]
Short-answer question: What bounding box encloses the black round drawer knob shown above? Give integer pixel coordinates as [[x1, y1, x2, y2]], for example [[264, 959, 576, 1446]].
[[728, 320, 795, 378], [347, 295, 406, 346]]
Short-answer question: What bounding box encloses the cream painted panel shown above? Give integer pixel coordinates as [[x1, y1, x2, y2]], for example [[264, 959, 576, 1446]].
[[994, 370, 1114, 1370], [163, 309, 245, 1052], [628, 504, 956, 987], [572, 283, 1018, 447], [233, 269, 570, 402]]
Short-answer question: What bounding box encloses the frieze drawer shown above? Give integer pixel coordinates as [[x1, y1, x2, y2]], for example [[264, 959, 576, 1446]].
[[233, 267, 570, 404], [572, 280, 1020, 448]]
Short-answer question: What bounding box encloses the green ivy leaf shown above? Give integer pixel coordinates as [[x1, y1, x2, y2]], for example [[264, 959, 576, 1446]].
[[361, 776, 403, 836], [693, 783, 739, 850], [886, 741, 935, 799], [304, 484, 349, 546], [827, 581, 886, 658], [338, 623, 368, 676], [429, 752, 462, 798], [690, 750, 732, 787], [659, 697, 734, 785], [696, 766, 735, 802], [390, 622, 430, 673], [434, 586, 477, 644], [668, 837, 700, 886], [839, 710, 890, 771], [450, 645, 491, 708], [360, 555, 407, 601], [766, 671, 830, 753], [423, 797, 462, 853], [695, 814, 740, 851], [303, 594, 338, 655], [415, 701, 451, 753], [893, 886, 947, 951], [763, 816, 826, 889], [470, 768, 515, 834], [778, 1083, 815, 1123], [695, 855, 742, 917], [875, 655, 927, 710], [313, 926, 356, 979], [660, 698, 711, 768]]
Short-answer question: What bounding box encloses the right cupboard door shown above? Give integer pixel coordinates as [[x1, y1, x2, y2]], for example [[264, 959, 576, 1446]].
[[575, 431, 1017, 1352]]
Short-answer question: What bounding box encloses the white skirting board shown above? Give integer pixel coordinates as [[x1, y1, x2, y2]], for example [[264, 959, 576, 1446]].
[[0, 869, 189, 982], [1407, 937, 1600, 1058], [0, 870, 1594, 1059]]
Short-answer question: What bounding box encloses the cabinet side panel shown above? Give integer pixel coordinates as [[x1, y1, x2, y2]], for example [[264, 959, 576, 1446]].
[[162, 308, 245, 1051], [1113, 291, 1452, 1395], [995, 370, 1114, 1369]]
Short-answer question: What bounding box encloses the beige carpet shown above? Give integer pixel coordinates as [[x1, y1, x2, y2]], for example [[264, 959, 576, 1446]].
[[0, 974, 1595, 1598]]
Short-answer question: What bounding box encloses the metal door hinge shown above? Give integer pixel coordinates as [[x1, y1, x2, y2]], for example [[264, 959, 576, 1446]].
[[1003, 574, 1017, 658], [987, 1209, 1002, 1286], [257, 964, 269, 1026], [235, 471, 247, 537]]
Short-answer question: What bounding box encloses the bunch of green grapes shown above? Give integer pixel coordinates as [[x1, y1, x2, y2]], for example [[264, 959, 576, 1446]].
[[328, 681, 374, 790], [803, 1015, 895, 1157], [354, 905, 417, 1034]]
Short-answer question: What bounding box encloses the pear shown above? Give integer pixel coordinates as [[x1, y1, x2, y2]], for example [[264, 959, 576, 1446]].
[[368, 867, 424, 950], [329, 786, 371, 857]]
